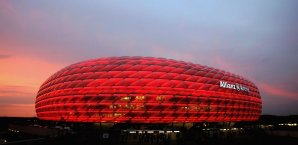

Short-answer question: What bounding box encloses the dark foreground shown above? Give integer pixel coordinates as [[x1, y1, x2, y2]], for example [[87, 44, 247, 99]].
[[0, 116, 298, 145], [2, 126, 298, 145], [2, 129, 298, 145]]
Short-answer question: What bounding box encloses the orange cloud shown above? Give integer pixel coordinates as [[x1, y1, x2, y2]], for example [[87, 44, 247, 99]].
[[0, 52, 65, 117], [0, 85, 35, 98], [259, 83, 298, 100], [0, 104, 36, 117], [0, 54, 64, 87]]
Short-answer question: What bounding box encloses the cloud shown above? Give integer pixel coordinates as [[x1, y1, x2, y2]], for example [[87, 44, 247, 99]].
[[259, 83, 298, 100], [0, 104, 35, 117], [0, 54, 11, 59], [0, 1, 18, 16], [0, 85, 34, 96], [0, 85, 35, 104]]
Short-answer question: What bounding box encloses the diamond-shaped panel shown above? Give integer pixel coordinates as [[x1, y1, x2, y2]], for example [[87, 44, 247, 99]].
[[35, 56, 262, 123]]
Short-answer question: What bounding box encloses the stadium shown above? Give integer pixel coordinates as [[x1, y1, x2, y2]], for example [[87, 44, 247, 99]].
[[35, 56, 262, 123]]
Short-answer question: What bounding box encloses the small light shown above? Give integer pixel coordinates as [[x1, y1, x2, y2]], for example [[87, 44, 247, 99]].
[[147, 131, 154, 133]]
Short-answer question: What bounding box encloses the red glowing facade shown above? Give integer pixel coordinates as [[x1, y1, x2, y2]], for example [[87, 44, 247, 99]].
[[35, 56, 262, 123]]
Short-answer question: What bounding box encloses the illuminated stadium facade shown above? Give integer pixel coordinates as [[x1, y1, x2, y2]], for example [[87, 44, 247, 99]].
[[35, 56, 262, 123]]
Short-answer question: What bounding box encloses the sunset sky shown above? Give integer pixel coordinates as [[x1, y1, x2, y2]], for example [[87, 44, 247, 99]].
[[0, 0, 297, 117]]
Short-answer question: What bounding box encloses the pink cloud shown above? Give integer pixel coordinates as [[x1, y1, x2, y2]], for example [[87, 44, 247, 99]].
[[0, 1, 18, 16], [212, 55, 254, 75], [259, 83, 298, 100]]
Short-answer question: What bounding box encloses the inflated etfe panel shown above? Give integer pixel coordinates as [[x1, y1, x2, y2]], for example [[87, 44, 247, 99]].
[[35, 56, 262, 123]]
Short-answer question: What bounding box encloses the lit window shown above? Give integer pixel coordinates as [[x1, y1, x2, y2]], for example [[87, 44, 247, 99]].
[[110, 105, 118, 109], [136, 105, 145, 110], [183, 106, 191, 110], [121, 96, 131, 101], [195, 106, 201, 111], [136, 96, 146, 101], [124, 104, 135, 110], [114, 113, 122, 117], [156, 95, 164, 101]]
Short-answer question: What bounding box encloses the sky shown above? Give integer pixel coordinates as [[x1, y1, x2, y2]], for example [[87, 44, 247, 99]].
[[0, 0, 297, 117]]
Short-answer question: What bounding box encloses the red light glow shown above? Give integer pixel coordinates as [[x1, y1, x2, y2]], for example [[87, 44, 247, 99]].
[[35, 56, 262, 123]]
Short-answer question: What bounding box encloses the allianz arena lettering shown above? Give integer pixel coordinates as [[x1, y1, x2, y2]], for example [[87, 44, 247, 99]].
[[35, 56, 262, 123], [219, 81, 250, 92]]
